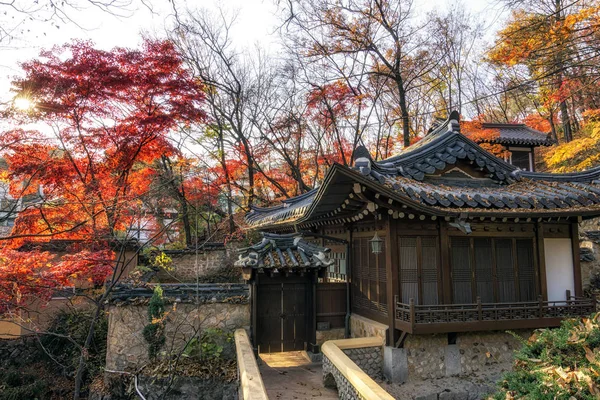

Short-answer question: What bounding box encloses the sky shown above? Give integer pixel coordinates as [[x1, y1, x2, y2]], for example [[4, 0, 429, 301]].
[[0, 0, 507, 103]]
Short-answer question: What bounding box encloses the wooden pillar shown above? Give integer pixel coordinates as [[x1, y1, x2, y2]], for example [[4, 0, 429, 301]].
[[571, 222, 583, 297], [439, 220, 452, 304], [309, 271, 318, 352], [536, 222, 548, 300], [385, 216, 399, 346], [251, 277, 258, 353]]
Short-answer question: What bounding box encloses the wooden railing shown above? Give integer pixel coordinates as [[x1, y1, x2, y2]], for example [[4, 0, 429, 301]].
[[395, 292, 597, 334]]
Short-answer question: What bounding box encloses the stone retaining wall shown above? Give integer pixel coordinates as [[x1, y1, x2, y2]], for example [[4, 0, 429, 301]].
[[106, 285, 250, 371], [343, 347, 383, 380], [350, 314, 387, 340], [385, 330, 533, 382], [322, 337, 394, 400]]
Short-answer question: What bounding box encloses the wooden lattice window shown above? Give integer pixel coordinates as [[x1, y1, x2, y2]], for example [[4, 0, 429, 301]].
[[351, 236, 388, 316], [450, 236, 538, 304], [398, 236, 440, 305]]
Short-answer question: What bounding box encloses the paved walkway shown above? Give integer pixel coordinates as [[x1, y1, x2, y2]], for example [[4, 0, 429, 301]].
[[258, 351, 339, 399]]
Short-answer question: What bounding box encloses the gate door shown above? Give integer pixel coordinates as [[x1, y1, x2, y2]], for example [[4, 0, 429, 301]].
[[256, 277, 308, 353]]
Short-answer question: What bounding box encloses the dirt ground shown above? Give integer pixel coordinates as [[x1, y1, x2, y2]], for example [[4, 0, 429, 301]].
[[258, 351, 339, 400]]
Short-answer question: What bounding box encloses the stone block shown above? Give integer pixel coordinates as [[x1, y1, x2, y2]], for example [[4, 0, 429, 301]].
[[415, 393, 438, 400], [439, 390, 468, 400], [383, 346, 408, 384], [445, 344, 461, 377]]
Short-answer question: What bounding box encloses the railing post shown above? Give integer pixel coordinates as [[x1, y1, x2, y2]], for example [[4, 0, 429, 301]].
[[538, 295, 543, 318], [409, 298, 415, 331], [476, 296, 482, 321], [394, 295, 398, 319]]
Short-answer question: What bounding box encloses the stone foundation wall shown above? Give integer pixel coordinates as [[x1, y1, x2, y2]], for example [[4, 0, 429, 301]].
[[316, 327, 345, 346], [403, 334, 447, 379], [343, 347, 383, 380], [350, 314, 387, 340], [137, 376, 238, 400], [106, 301, 250, 371], [397, 330, 533, 381]]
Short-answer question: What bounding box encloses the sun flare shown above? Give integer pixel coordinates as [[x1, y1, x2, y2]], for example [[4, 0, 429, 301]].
[[14, 97, 34, 111]]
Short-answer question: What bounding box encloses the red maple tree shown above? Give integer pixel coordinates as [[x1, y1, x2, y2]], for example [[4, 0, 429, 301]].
[[0, 39, 206, 396]]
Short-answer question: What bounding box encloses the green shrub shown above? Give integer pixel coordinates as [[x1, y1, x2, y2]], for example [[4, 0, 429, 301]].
[[143, 285, 166, 360], [492, 313, 600, 399], [181, 328, 234, 362]]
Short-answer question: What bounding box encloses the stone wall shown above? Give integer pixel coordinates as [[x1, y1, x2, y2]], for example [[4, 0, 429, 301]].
[[137, 376, 238, 400], [106, 300, 250, 371], [350, 314, 387, 340], [403, 334, 447, 379], [157, 248, 231, 282], [316, 327, 345, 346], [343, 347, 383, 380], [321, 337, 393, 400], [323, 355, 365, 400], [394, 330, 533, 381]]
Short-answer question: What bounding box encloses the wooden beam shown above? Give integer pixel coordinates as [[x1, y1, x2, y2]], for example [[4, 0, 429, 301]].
[[536, 222, 548, 301], [439, 221, 453, 304], [571, 222, 583, 297]]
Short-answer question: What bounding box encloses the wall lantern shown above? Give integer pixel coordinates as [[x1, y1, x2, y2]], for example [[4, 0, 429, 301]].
[[369, 232, 383, 254]]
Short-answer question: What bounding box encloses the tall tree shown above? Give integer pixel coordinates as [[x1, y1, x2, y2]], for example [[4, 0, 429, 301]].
[[281, 0, 441, 147], [0, 39, 206, 399]]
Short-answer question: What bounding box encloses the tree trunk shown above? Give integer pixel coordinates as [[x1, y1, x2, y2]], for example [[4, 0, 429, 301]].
[[559, 100, 573, 142], [397, 78, 411, 148]]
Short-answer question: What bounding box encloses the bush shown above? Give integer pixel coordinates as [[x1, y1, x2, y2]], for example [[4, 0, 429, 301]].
[[0, 369, 48, 400], [492, 313, 600, 399], [40, 309, 108, 386], [143, 285, 166, 360]]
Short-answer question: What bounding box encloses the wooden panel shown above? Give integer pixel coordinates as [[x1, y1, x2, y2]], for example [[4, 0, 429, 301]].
[[399, 237, 419, 304], [473, 238, 494, 303], [495, 239, 516, 302], [421, 237, 439, 305], [282, 283, 306, 352], [316, 283, 347, 328], [517, 239, 536, 301], [450, 237, 472, 303], [256, 282, 282, 353]]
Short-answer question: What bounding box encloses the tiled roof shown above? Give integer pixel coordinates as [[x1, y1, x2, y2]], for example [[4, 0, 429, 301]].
[[244, 111, 600, 229], [108, 283, 249, 304], [479, 123, 554, 146], [235, 233, 333, 270]]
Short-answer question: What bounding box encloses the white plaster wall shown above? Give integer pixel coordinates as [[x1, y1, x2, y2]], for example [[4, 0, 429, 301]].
[[544, 238, 575, 301]]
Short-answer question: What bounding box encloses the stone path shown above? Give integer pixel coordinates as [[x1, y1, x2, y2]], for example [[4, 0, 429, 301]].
[[258, 351, 339, 400]]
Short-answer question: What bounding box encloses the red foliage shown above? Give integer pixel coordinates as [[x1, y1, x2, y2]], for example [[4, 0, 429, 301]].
[[523, 114, 552, 132], [461, 117, 505, 157], [0, 39, 206, 314]]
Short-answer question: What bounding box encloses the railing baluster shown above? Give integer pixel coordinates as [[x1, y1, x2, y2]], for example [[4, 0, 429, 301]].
[[538, 295, 543, 318], [477, 296, 482, 321]]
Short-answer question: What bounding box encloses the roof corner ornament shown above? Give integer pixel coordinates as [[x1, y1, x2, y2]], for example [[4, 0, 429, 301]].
[[448, 110, 461, 133], [352, 145, 373, 175]]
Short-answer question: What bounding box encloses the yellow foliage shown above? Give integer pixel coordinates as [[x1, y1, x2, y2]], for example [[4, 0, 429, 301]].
[[544, 123, 600, 173]]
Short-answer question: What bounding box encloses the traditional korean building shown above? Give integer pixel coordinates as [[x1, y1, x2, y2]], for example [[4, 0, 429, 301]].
[[475, 122, 554, 171], [237, 111, 599, 366]]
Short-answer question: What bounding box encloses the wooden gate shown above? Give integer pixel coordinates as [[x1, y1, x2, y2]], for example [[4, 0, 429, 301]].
[[256, 276, 309, 353]]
